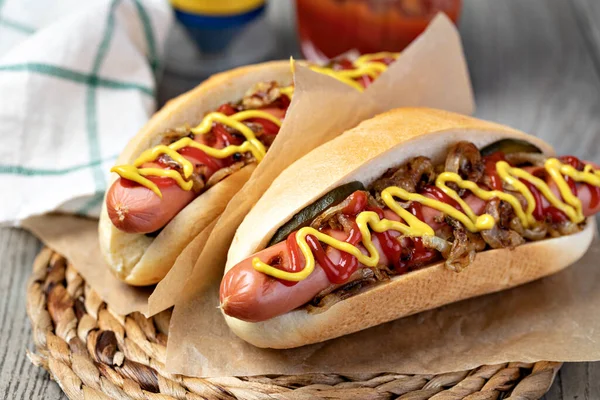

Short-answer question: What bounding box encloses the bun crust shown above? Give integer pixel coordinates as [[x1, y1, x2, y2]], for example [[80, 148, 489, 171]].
[[100, 61, 290, 286], [225, 107, 591, 348]]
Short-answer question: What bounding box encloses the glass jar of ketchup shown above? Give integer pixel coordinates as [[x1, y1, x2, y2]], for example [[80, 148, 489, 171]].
[[296, 0, 462, 62]]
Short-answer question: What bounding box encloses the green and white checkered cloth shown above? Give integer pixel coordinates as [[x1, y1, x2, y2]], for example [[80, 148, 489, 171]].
[[0, 0, 172, 225]]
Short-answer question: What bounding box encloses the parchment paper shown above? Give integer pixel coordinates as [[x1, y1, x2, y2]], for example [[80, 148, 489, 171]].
[[165, 14, 480, 376], [22, 214, 153, 316], [169, 233, 600, 377]]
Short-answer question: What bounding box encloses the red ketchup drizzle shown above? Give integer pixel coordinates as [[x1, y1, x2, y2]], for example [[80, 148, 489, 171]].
[[358, 57, 394, 88], [419, 185, 463, 211], [338, 190, 405, 275], [147, 145, 223, 190], [330, 57, 394, 89], [560, 155, 584, 170], [371, 201, 438, 273], [279, 191, 367, 286], [249, 118, 280, 135], [331, 58, 354, 70], [372, 57, 396, 66], [145, 144, 225, 189], [357, 75, 374, 88], [212, 123, 237, 147], [341, 190, 369, 214], [558, 156, 579, 197], [277, 232, 306, 287], [307, 191, 368, 284], [120, 175, 175, 188], [332, 58, 370, 87], [483, 152, 506, 191], [217, 103, 237, 115], [520, 155, 599, 223], [401, 203, 439, 270], [176, 146, 220, 170], [520, 179, 568, 223], [132, 103, 239, 190], [520, 179, 545, 221], [278, 188, 444, 285], [369, 207, 404, 272], [125, 100, 289, 191], [276, 92, 291, 111], [307, 224, 361, 284], [589, 181, 600, 210], [560, 155, 600, 211], [545, 207, 570, 223], [177, 119, 241, 178]]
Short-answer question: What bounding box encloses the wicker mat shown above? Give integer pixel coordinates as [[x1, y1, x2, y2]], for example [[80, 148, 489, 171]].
[[26, 247, 561, 399]]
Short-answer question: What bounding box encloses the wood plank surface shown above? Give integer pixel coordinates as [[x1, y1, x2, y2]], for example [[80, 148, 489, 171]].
[[1, 0, 599, 398], [462, 0, 600, 164], [0, 228, 66, 399]]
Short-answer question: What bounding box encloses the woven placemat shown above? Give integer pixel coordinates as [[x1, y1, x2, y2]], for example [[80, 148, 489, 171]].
[[26, 247, 561, 400]]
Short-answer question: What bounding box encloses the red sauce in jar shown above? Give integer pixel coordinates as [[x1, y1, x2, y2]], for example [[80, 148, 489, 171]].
[[296, 0, 462, 61]]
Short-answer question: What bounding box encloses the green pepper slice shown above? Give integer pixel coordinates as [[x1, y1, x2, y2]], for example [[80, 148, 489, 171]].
[[480, 138, 542, 156]]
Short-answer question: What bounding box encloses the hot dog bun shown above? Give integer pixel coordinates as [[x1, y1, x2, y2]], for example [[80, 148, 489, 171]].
[[100, 61, 290, 286], [224, 107, 594, 348]]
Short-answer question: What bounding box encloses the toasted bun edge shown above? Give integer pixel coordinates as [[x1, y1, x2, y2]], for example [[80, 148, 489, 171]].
[[99, 61, 290, 285]]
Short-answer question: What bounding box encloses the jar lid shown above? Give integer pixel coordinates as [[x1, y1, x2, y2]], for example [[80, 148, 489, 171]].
[[170, 0, 265, 16]]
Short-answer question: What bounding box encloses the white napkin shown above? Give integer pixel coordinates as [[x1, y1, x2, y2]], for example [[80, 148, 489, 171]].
[[0, 0, 172, 225]]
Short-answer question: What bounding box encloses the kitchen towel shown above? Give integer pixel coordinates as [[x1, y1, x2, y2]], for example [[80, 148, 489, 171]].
[[0, 0, 172, 224]]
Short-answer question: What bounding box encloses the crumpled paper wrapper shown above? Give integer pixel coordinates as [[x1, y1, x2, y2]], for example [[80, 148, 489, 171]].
[[23, 215, 152, 315], [22, 14, 473, 319]]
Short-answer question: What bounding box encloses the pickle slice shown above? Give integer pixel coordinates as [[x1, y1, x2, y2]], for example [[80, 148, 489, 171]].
[[268, 181, 365, 246], [480, 138, 542, 156]]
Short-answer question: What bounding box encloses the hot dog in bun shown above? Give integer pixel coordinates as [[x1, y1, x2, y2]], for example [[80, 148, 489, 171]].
[[100, 54, 399, 286], [220, 107, 599, 348]]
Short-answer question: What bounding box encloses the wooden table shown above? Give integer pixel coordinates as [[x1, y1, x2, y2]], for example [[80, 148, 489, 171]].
[[2, 0, 600, 398]]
